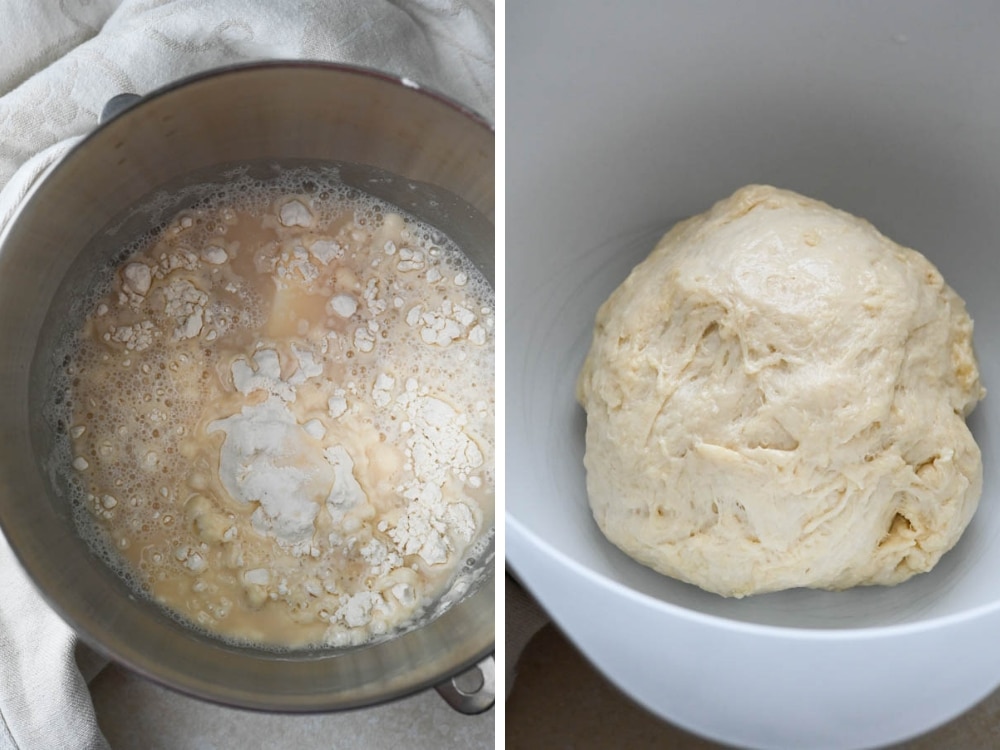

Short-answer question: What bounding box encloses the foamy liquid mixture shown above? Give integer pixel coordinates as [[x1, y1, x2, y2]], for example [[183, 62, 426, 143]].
[[58, 173, 494, 648]]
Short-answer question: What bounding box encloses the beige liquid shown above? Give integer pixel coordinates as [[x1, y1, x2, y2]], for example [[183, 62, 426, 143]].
[[61, 177, 494, 648]]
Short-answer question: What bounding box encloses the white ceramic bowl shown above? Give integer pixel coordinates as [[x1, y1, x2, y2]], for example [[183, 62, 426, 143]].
[[507, 4, 1000, 748]]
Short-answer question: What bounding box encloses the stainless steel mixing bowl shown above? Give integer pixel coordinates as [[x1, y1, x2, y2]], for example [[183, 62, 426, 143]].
[[0, 62, 494, 711]]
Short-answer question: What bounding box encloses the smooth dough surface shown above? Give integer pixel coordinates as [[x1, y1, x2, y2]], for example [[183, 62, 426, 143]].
[[576, 185, 985, 597]]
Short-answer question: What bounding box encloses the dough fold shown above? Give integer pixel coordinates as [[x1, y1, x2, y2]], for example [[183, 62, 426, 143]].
[[576, 185, 985, 597]]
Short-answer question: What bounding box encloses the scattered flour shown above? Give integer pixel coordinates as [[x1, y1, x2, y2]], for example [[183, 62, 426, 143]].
[[60, 173, 494, 650]]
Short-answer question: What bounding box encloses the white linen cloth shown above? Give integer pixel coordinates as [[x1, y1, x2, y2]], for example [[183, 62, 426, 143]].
[[0, 2, 493, 748]]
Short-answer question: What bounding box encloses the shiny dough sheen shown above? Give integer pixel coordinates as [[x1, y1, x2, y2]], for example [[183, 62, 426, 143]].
[[576, 185, 985, 597]]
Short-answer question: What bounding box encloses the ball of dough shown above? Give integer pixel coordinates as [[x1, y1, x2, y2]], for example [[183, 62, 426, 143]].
[[576, 185, 985, 597]]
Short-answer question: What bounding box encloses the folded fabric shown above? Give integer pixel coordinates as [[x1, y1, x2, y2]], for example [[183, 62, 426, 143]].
[[0, 2, 493, 748]]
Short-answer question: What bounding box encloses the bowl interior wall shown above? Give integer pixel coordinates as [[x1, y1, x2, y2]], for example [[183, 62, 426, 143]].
[[507, 2, 1000, 630]]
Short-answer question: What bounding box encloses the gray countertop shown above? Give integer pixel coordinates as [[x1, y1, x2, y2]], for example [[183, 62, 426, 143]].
[[91, 664, 493, 750]]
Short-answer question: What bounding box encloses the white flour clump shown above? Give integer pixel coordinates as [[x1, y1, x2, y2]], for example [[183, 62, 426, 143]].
[[209, 400, 329, 549], [388, 483, 477, 565], [323, 444, 369, 527], [380, 379, 481, 566], [231, 349, 297, 402], [398, 381, 484, 485]]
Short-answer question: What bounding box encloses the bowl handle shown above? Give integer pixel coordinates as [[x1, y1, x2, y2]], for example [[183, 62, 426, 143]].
[[99, 93, 141, 124], [434, 654, 495, 715]]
